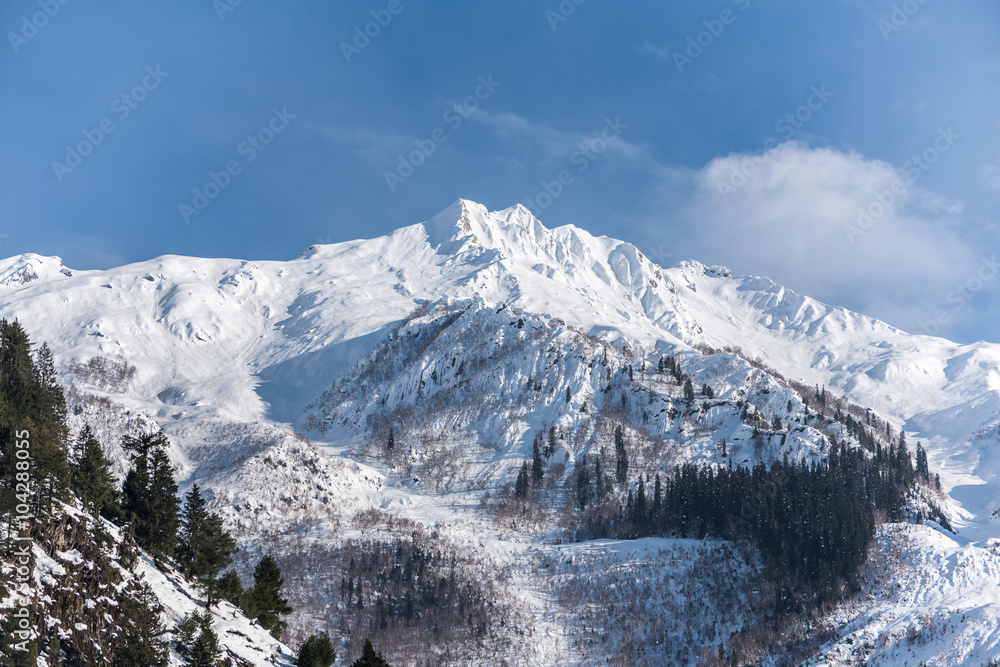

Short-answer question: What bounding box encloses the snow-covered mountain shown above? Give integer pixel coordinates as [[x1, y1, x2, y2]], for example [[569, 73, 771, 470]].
[[6, 199, 1000, 664]]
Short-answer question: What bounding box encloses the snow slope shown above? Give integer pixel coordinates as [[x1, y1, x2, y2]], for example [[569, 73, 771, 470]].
[[6, 199, 1000, 663], [5, 200, 998, 515]]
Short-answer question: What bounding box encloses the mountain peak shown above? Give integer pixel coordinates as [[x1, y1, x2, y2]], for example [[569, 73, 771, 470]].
[[423, 198, 543, 255], [0, 252, 72, 287]]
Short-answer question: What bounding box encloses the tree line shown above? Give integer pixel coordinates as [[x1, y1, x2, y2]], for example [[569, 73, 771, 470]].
[[0, 320, 391, 666], [570, 420, 945, 613]]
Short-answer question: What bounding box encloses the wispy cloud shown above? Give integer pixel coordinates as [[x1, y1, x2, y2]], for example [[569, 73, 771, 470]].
[[640, 41, 670, 59], [641, 142, 985, 335], [308, 123, 415, 163], [983, 162, 1000, 191], [471, 110, 654, 166]]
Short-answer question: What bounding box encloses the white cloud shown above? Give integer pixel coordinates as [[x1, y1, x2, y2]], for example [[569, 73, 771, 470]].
[[645, 142, 984, 335]]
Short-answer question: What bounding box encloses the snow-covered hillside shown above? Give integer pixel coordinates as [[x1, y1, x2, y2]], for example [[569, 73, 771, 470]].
[[6, 199, 1000, 664]]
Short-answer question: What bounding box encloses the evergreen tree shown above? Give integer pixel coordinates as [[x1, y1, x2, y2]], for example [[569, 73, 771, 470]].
[[915, 442, 930, 481], [652, 474, 662, 520], [594, 456, 605, 500], [70, 426, 119, 521], [121, 432, 180, 562], [174, 611, 219, 667], [565, 385, 571, 403], [683, 378, 695, 407], [575, 456, 590, 509], [148, 446, 180, 558], [242, 555, 292, 639], [634, 478, 647, 523], [0, 321, 70, 518], [514, 462, 529, 498], [177, 484, 208, 575], [0, 608, 39, 666], [350, 638, 390, 667], [614, 425, 629, 485], [118, 522, 139, 571], [386, 426, 394, 452], [111, 578, 169, 667], [297, 633, 337, 667], [215, 570, 244, 606], [546, 426, 557, 458], [177, 484, 238, 607], [701, 383, 714, 398], [531, 438, 544, 485]]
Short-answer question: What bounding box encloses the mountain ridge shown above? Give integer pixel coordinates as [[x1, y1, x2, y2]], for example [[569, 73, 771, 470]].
[[6, 198, 1000, 664]]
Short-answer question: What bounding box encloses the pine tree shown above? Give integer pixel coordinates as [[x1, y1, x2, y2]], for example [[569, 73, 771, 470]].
[[614, 425, 629, 485], [531, 438, 544, 485], [0, 608, 39, 666], [174, 611, 220, 667], [565, 385, 571, 403], [121, 432, 180, 562], [242, 555, 292, 639], [70, 425, 120, 520], [515, 462, 529, 498], [635, 478, 647, 523], [546, 426, 557, 458], [29, 340, 70, 509], [351, 638, 390, 667], [177, 484, 238, 607], [575, 456, 590, 510], [653, 474, 662, 521], [118, 522, 139, 571], [594, 456, 605, 500], [0, 321, 70, 518], [683, 378, 695, 407], [215, 570, 244, 605], [298, 633, 337, 667], [111, 578, 169, 667], [148, 446, 180, 558], [387, 426, 395, 452], [177, 484, 209, 575], [915, 442, 930, 481]]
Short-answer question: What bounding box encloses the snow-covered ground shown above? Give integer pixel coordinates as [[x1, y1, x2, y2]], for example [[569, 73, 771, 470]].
[[6, 199, 1000, 663]]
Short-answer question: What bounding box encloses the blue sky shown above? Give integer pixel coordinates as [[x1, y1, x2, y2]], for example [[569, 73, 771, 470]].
[[2, 0, 999, 342]]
